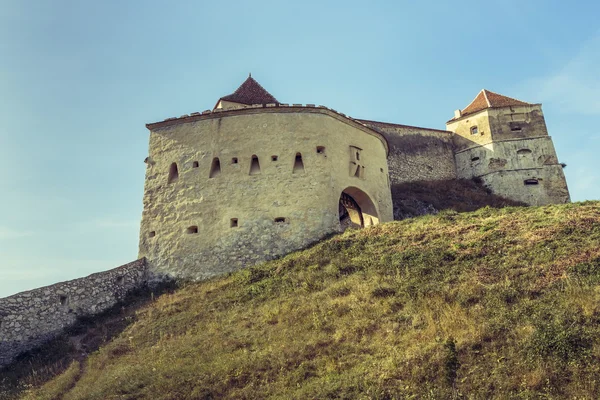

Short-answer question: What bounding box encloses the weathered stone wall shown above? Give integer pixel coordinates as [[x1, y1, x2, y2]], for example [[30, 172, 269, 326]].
[[358, 121, 457, 185], [140, 106, 393, 281], [446, 109, 495, 152], [478, 165, 570, 206], [0, 259, 147, 368]]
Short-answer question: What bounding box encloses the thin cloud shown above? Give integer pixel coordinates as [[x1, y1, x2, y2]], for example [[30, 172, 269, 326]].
[[521, 31, 600, 115]]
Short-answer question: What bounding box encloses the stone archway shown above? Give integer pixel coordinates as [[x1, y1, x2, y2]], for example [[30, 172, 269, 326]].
[[338, 187, 379, 231]]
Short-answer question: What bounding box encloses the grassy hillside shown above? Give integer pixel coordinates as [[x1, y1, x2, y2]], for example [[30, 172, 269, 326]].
[[18, 202, 600, 399]]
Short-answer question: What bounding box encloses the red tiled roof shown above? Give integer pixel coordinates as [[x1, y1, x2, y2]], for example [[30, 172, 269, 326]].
[[218, 76, 278, 106], [459, 89, 531, 117]]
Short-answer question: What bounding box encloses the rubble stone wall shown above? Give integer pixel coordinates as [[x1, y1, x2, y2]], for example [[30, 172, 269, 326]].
[[0, 258, 147, 368]]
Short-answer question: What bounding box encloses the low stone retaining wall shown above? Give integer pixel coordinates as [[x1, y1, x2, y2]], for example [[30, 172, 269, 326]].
[[0, 258, 148, 367]]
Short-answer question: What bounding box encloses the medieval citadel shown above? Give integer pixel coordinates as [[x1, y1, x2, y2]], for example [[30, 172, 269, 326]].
[[0, 76, 569, 367]]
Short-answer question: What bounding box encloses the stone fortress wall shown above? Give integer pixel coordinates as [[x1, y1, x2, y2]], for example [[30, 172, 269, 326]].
[[0, 259, 147, 367], [139, 105, 394, 281], [357, 120, 458, 185]]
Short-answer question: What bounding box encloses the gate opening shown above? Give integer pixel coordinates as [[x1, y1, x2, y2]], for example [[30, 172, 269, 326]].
[[338, 187, 379, 231]]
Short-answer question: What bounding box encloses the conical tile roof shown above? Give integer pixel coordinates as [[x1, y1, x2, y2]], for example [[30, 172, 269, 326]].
[[218, 75, 278, 106]]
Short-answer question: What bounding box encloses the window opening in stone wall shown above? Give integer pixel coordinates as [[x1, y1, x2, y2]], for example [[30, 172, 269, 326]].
[[271, 155, 278, 161], [275, 217, 286, 223], [192, 161, 199, 168], [59, 295, 68, 306], [470, 126, 479, 135], [511, 125, 522, 132], [231, 157, 238, 164], [209, 158, 221, 178], [149, 231, 156, 238], [524, 179, 539, 185], [517, 148, 532, 155], [380, 168, 384, 173], [168, 163, 179, 183], [471, 156, 480, 162], [250, 155, 261, 175], [230, 218, 238, 228], [186, 226, 199, 234], [316, 146, 325, 154], [349, 146, 364, 178], [293, 152, 305, 173], [116, 276, 124, 285]]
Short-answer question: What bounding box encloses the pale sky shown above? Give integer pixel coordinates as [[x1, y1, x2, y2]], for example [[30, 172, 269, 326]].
[[1, 0, 599, 297]]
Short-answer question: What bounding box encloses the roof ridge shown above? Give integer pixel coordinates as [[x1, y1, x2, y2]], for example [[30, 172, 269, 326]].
[[482, 89, 492, 107]]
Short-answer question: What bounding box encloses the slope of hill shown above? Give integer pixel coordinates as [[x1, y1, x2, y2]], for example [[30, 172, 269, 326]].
[[16, 202, 600, 399]]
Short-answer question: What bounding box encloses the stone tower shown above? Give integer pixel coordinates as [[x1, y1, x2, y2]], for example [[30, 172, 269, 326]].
[[138, 77, 393, 281], [447, 90, 570, 205]]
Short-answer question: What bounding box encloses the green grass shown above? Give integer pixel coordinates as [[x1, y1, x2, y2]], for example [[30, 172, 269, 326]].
[[18, 201, 600, 399]]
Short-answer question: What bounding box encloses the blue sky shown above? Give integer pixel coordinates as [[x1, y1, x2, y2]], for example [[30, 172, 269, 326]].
[[1, 0, 598, 298]]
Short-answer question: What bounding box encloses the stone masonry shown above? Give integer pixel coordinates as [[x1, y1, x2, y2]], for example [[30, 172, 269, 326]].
[[0, 258, 147, 368]]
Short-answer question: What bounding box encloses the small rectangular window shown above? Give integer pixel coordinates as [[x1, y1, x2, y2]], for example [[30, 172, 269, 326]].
[[192, 161, 199, 168], [186, 226, 199, 234], [524, 179, 539, 185], [271, 155, 278, 161], [232, 158, 238, 164], [274, 217, 286, 223], [316, 146, 325, 154], [470, 126, 479, 135], [149, 231, 156, 238], [230, 218, 238, 228]]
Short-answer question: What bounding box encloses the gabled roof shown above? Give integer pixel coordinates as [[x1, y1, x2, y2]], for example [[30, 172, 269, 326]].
[[217, 75, 278, 107], [459, 89, 531, 118]]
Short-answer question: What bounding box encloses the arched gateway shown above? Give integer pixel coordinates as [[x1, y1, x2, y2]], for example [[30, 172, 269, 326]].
[[339, 187, 379, 231]]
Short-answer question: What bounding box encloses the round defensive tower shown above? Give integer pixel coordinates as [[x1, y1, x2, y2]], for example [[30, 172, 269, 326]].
[[138, 77, 393, 280]]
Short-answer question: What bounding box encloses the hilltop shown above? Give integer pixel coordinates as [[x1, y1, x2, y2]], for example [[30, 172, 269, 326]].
[[10, 201, 600, 399]]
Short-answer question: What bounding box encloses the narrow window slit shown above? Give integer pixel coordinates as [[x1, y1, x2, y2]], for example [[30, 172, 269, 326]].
[[59, 295, 68, 306], [250, 155, 261, 175], [231, 157, 238, 164], [192, 161, 199, 168], [316, 146, 325, 154], [524, 179, 539, 186], [168, 163, 179, 183], [271, 155, 278, 161], [293, 152, 305, 173], [274, 217, 286, 223], [230, 218, 238, 228], [186, 226, 198, 234], [209, 158, 221, 178]]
